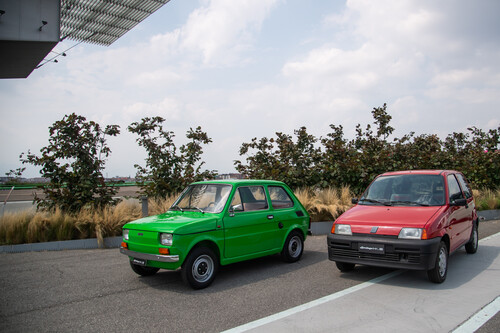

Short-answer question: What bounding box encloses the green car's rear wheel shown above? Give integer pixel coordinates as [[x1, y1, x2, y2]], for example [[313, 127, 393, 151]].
[[281, 230, 304, 263]]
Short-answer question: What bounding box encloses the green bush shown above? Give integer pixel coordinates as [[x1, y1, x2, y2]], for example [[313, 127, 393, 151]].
[[236, 104, 500, 192]]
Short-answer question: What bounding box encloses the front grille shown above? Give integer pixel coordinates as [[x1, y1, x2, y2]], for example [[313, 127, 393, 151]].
[[329, 248, 421, 264]]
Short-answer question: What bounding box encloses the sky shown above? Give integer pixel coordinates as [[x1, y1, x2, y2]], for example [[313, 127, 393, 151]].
[[1, 0, 499, 179]]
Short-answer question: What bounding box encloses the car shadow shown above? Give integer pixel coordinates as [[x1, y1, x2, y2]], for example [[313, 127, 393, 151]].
[[135, 249, 327, 293], [338, 243, 500, 290]]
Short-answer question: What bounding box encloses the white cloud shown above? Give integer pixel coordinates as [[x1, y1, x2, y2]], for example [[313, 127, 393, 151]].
[[147, 0, 280, 67], [2, 0, 500, 178]]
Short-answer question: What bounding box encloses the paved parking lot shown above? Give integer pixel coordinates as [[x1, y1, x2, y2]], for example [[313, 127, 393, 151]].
[[0, 220, 499, 332]]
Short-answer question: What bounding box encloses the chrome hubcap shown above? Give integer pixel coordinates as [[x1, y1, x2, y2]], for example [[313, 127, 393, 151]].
[[192, 255, 214, 283]]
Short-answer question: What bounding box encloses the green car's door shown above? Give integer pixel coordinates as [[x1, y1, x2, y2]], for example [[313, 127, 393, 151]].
[[223, 185, 281, 258]]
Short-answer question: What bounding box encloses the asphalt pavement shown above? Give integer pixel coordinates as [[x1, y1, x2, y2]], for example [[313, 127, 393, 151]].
[[1, 220, 499, 332], [223, 231, 500, 333]]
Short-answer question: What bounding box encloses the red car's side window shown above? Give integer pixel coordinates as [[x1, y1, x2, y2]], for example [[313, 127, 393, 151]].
[[447, 175, 464, 201], [456, 174, 473, 199]]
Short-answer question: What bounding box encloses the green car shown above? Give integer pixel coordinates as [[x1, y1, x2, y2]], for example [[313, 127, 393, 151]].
[[120, 179, 310, 289]]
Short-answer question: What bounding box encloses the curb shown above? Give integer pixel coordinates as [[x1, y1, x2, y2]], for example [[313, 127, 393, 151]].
[[478, 209, 500, 221], [0, 236, 122, 254]]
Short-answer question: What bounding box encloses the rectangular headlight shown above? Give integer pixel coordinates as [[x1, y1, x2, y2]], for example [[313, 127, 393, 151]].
[[123, 229, 129, 240], [160, 233, 173, 246], [398, 228, 423, 239], [334, 224, 352, 235]]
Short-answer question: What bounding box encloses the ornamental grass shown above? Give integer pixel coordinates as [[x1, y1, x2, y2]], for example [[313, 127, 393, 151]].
[[1, 187, 498, 246]]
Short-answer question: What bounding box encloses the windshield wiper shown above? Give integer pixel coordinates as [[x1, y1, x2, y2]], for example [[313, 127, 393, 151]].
[[170, 205, 184, 212], [390, 200, 429, 207], [359, 198, 392, 206], [186, 206, 204, 213]]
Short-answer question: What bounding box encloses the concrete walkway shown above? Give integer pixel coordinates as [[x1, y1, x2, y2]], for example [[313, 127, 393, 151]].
[[224, 232, 500, 333]]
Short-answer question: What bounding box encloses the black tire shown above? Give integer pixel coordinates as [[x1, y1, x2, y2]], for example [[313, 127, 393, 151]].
[[129, 261, 160, 276], [336, 262, 355, 272], [281, 231, 304, 263], [465, 220, 478, 254], [427, 241, 448, 283], [181, 247, 218, 289]]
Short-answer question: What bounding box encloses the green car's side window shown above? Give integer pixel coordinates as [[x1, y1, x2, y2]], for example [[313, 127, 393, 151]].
[[268, 186, 294, 209], [231, 186, 268, 212]]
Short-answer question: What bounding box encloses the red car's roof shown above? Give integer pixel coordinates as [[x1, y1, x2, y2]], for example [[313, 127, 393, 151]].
[[379, 170, 459, 177]]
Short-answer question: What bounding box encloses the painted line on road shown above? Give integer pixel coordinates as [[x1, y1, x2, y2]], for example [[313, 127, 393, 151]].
[[223, 231, 500, 333], [452, 296, 500, 333], [221, 270, 403, 333]]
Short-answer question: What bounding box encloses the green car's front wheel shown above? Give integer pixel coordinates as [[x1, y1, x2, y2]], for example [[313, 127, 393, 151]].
[[182, 247, 219, 289]]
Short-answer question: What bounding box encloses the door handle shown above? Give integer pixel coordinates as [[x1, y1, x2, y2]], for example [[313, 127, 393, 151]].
[[267, 215, 274, 220]]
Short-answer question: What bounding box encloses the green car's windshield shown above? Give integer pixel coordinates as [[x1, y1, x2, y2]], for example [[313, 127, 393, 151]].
[[359, 174, 445, 206], [170, 184, 232, 213]]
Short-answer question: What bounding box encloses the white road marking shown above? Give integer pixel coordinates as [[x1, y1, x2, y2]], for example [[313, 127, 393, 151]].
[[221, 270, 403, 333], [222, 231, 500, 333], [452, 296, 500, 333]]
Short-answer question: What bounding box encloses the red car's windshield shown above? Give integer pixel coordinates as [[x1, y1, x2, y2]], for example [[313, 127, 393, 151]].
[[360, 174, 445, 206]]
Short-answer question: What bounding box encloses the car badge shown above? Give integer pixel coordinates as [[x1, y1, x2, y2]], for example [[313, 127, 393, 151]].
[[138, 233, 143, 236], [370, 227, 378, 233]]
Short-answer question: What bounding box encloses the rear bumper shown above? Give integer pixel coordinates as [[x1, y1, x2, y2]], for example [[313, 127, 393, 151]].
[[327, 234, 441, 271], [120, 247, 179, 263]]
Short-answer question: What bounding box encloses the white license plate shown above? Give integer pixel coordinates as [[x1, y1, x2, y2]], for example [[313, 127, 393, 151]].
[[358, 243, 385, 254], [132, 258, 147, 266]]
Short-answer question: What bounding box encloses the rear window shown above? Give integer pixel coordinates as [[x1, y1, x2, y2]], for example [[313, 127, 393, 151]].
[[268, 186, 294, 209], [361, 174, 445, 206]]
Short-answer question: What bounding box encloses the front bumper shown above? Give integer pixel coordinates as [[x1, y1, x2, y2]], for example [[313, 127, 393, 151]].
[[327, 233, 441, 271], [120, 247, 179, 263]]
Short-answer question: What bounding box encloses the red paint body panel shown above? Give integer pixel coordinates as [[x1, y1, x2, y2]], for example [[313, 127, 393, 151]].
[[337, 205, 442, 236], [327, 170, 478, 277]]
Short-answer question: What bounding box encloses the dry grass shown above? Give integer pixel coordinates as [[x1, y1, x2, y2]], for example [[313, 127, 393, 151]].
[[149, 194, 179, 215], [2, 187, 497, 246], [294, 186, 354, 222], [474, 188, 500, 210], [0, 200, 142, 246]]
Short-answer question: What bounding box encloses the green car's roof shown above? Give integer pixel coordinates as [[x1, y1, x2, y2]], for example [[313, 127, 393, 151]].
[[191, 179, 287, 186]]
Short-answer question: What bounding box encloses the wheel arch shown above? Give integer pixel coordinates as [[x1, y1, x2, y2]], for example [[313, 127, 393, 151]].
[[281, 227, 306, 248], [441, 234, 450, 252], [185, 239, 221, 266]]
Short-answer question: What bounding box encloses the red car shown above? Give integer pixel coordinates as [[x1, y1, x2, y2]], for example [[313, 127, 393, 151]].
[[327, 170, 478, 283]]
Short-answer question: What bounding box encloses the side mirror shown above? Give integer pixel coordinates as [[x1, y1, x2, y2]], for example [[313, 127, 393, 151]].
[[351, 198, 359, 204], [451, 198, 467, 206], [229, 206, 235, 217]]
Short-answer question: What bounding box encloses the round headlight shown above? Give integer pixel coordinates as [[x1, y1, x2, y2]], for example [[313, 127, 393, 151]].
[[160, 233, 173, 246]]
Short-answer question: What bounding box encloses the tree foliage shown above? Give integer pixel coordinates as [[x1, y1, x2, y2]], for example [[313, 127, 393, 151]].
[[235, 104, 500, 193], [128, 117, 217, 198], [22, 113, 120, 212]]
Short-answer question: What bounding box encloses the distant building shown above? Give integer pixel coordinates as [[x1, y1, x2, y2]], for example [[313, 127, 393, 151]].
[[216, 173, 244, 180]]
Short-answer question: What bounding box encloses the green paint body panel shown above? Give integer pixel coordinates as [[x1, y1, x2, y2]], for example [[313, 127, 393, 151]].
[[122, 180, 310, 270]]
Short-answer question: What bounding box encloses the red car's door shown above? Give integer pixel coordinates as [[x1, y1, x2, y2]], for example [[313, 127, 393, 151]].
[[446, 174, 473, 252]]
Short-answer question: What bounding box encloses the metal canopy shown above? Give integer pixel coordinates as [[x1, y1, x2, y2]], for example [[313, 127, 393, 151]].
[[60, 0, 170, 46]]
